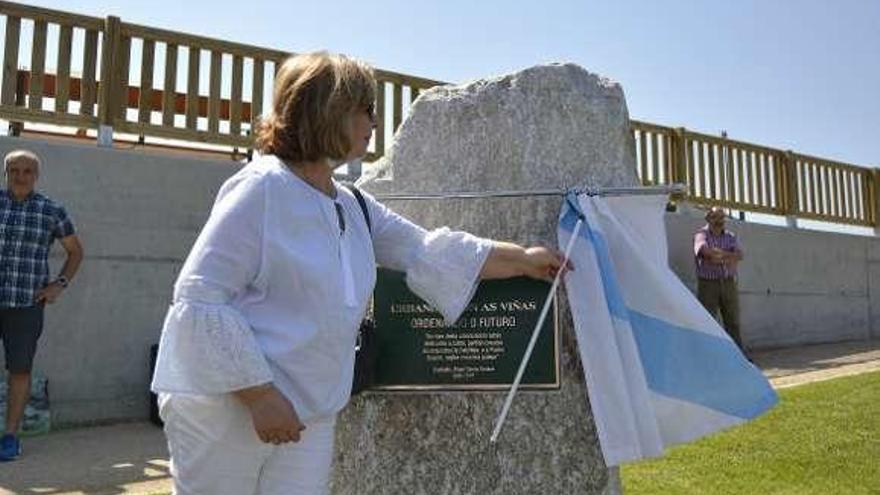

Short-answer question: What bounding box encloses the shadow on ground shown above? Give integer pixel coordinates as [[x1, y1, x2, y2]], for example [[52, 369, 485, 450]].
[[1, 340, 878, 494], [0, 422, 170, 495], [752, 340, 880, 379]]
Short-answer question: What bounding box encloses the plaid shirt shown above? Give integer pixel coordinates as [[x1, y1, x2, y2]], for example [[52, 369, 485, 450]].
[[694, 225, 741, 280], [0, 190, 76, 308]]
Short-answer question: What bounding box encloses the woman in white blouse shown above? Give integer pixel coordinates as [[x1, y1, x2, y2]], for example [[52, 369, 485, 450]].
[[151, 52, 568, 494]]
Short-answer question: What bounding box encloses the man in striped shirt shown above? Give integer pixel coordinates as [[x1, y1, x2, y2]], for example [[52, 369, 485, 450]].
[[694, 207, 745, 352]]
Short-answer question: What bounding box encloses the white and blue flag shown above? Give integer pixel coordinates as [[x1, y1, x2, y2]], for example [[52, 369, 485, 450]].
[[559, 192, 777, 466]]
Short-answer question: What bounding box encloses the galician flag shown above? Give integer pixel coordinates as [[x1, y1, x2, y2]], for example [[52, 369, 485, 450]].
[[559, 192, 777, 466]]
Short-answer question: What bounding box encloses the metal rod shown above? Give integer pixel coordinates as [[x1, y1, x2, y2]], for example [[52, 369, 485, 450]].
[[490, 216, 584, 443], [373, 183, 686, 201]]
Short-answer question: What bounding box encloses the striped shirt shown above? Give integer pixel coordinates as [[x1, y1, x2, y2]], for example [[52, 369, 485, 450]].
[[0, 190, 76, 307], [694, 225, 741, 280]]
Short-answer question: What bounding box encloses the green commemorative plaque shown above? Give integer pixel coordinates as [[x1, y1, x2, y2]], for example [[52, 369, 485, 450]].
[[373, 268, 560, 391]]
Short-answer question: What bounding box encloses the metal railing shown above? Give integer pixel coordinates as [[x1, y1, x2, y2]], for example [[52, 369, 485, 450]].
[[0, 1, 875, 228]]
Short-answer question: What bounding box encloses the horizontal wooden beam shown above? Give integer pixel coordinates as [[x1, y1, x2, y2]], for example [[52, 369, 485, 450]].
[[0, 1, 103, 29], [15, 70, 253, 121], [115, 120, 253, 147]]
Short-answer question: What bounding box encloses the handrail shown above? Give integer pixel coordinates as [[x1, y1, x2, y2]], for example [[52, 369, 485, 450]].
[[0, 1, 102, 28], [120, 22, 291, 61]]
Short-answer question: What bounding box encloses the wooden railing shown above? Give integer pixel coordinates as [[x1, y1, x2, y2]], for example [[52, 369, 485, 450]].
[[110, 20, 290, 148], [0, 2, 103, 131], [0, 1, 875, 228], [0, 1, 440, 158], [790, 153, 874, 226], [632, 121, 876, 227]]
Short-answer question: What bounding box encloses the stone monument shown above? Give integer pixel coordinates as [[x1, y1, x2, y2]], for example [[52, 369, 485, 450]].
[[332, 63, 639, 494]]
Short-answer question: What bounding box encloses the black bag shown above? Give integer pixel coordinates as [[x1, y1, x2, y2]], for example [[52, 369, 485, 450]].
[[149, 343, 163, 427], [345, 184, 378, 395], [352, 317, 378, 395]]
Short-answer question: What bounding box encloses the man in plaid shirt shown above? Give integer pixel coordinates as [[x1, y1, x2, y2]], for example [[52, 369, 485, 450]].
[[0, 150, 82, 461]]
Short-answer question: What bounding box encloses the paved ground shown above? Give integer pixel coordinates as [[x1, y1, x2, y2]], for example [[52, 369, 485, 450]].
[[1, 339, 878, 495], [0, 422, 170, 495], [753, 339, 880, 388]]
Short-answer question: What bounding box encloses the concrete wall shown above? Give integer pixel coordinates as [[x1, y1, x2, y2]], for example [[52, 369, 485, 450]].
[[666, 205, 877, 349], [0, 136, 875, 425], [0, 136, 241, 426]]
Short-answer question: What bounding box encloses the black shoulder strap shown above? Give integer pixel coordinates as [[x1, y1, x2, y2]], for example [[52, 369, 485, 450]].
[[343, 184, 371, 235]]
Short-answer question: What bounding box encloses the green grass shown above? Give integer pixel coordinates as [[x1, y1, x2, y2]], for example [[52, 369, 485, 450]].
[[621, 371, 880, 495]]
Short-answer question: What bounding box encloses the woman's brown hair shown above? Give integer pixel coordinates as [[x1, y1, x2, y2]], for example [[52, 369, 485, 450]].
[[255, 52, 376, 163]]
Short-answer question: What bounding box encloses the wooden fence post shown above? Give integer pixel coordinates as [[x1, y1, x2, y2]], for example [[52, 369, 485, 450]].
[[872, 168, 880, 235], [673, 127, 688, 196], [374, 81, 385, 159], [2, 15, 23, 136], [97, 15, 122, 147], [9, 71, 26, 136], [783, 150, 798, 228]]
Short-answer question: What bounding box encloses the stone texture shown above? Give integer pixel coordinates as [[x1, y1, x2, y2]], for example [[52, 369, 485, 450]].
[[332, 63, 638, 494]]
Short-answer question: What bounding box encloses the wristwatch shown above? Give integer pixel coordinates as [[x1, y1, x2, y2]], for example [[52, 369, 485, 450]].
[[55, 275, 69, 288]]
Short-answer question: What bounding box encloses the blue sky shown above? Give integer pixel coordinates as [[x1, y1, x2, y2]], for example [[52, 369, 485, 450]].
[[30, 0, 880, 166]]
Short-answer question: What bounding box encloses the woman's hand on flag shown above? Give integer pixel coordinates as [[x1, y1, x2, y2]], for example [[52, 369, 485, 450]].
[[480, 241, 574, 282], [523, 246, 574, 282]]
